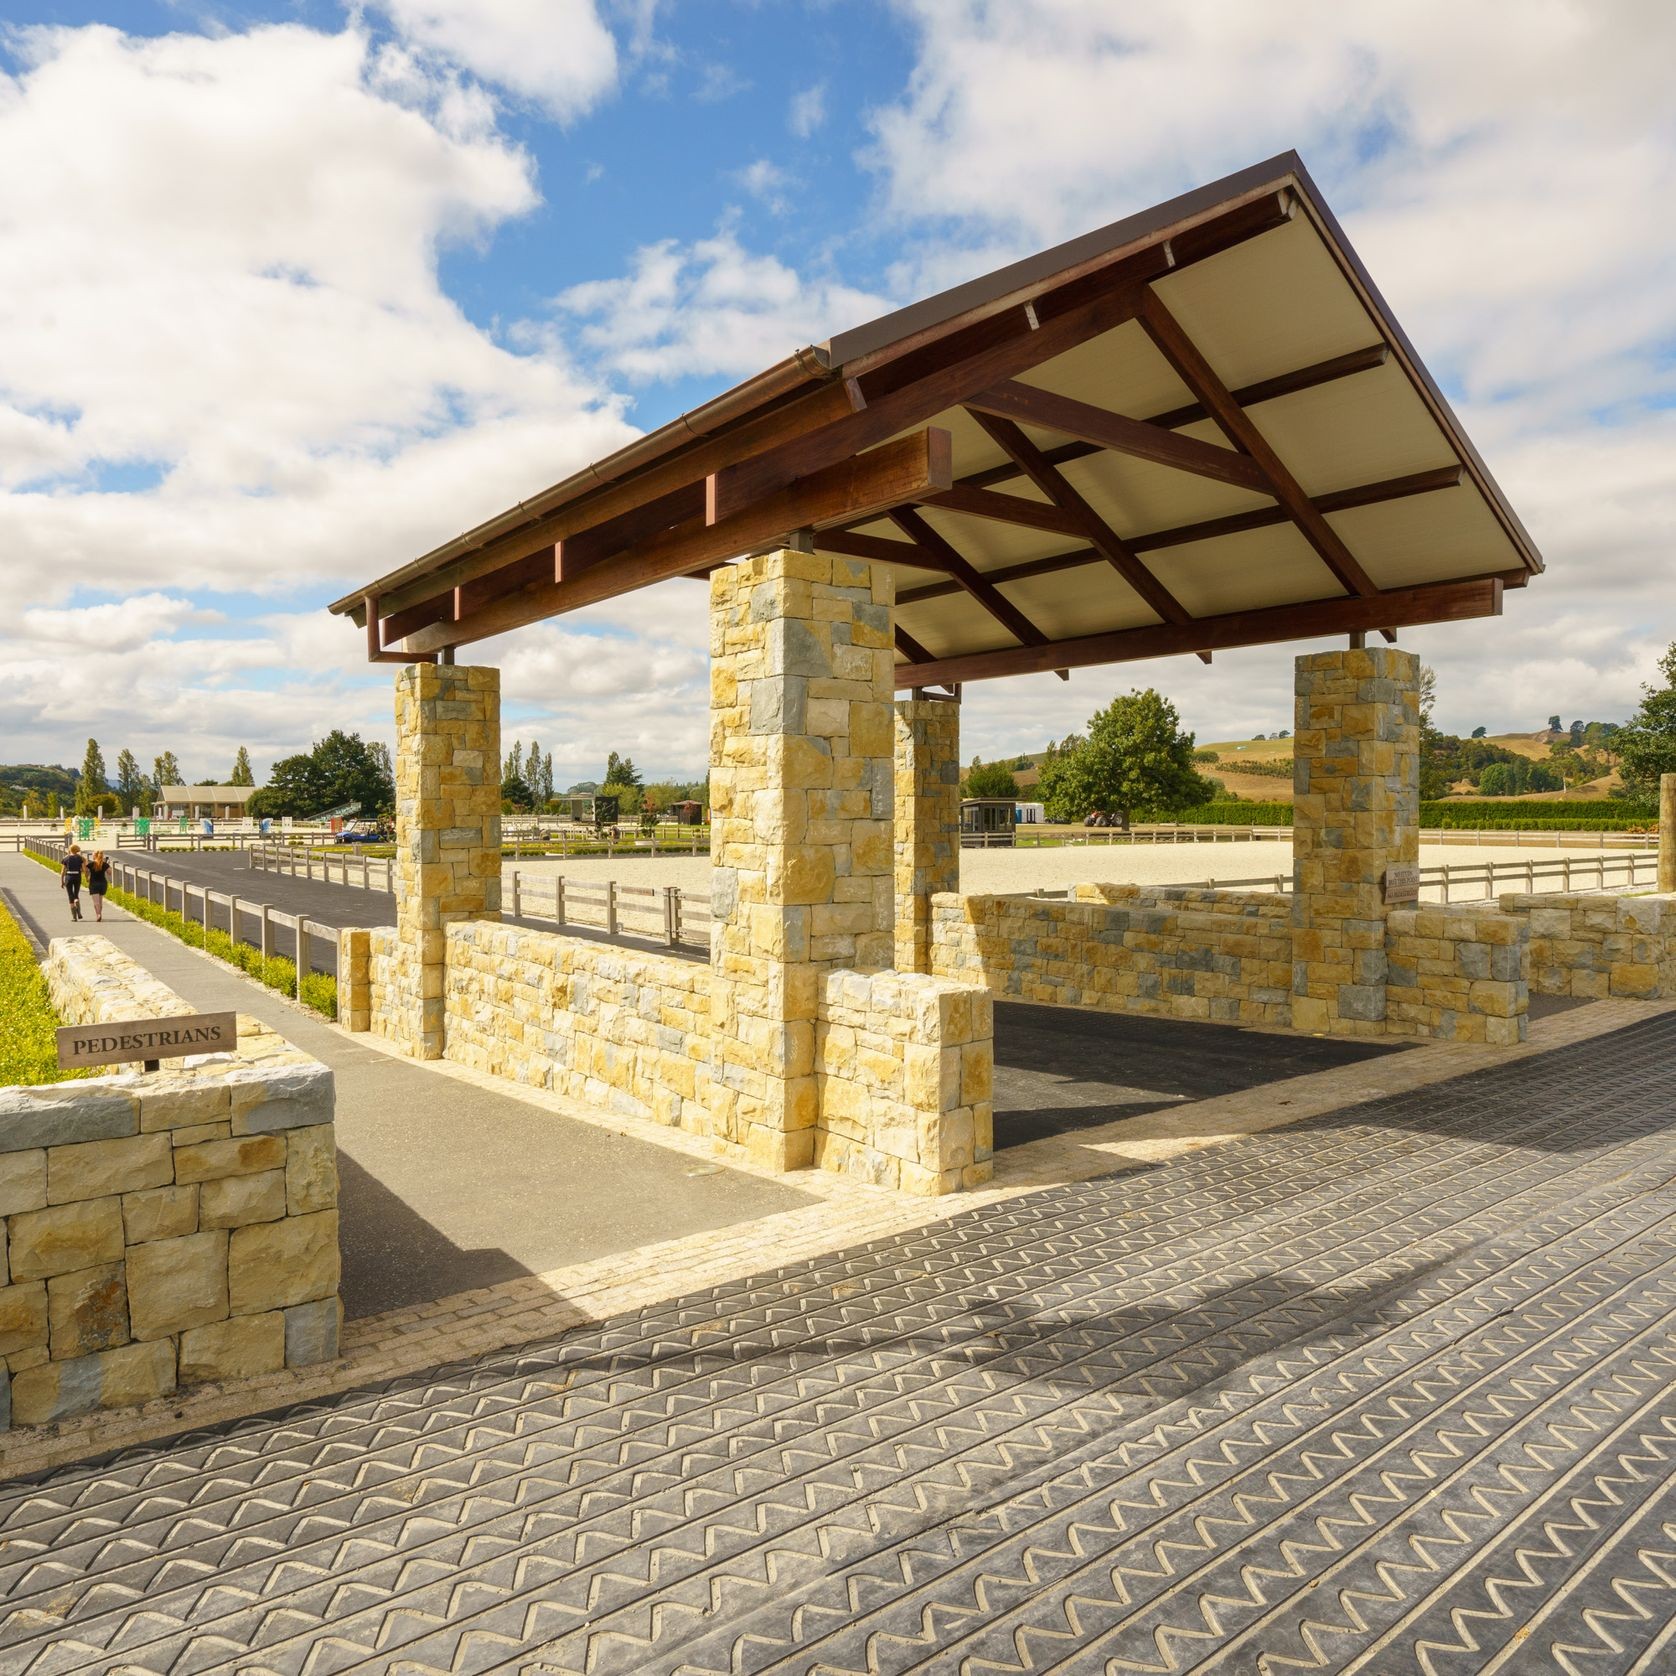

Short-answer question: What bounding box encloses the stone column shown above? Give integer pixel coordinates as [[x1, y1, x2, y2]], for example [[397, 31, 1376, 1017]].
[[708, 550, 895, 1168], [389, 664, 501, 1059], [1290, 647, 1419, 1036], [1660, 773, 1676, 895], [893, 698, 961, 973]]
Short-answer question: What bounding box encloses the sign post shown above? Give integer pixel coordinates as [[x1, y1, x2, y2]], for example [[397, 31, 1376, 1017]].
[[56, 1011, 238, 1073]]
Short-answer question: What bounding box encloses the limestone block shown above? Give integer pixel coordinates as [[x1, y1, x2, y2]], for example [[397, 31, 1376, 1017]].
[[122, 1184, 198, 1246], [172, 1134, 287, 1185], [0, 1151, 46, 1218], [199, 1170, 286, 1230], [285, 1125, 338, 1216], [178, 1311, 286, 1384], [47, 1133, 173, 1205], [126, 1230, 229, 1340], [9, 1338, 175, 1426], [47, 1261, 129, 1358], [7, 1197, 125, 1280], [0, 1083, 138, 1153], [228, 1210, 339, 1315], [0, 1280, 48, 1357], [284, 1296, 341, 1367], [138, 1080, 231, 1133]]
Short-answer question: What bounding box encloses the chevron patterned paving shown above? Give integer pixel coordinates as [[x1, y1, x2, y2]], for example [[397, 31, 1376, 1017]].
[[2, 1015, 1674, 1675]]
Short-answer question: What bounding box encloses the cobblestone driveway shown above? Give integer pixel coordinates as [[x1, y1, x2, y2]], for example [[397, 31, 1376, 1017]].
[[2, 1014, 1672, 1674]]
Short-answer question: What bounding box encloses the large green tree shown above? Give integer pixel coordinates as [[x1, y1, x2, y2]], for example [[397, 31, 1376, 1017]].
[[250, 730, 392, 819], [604, 750, 641, 788], [114, 749, 148, 811], [1036, 691, 1214, 823], [74, 738, 108, 815], [229, 746, 255, 786], [1615, 643, 1676, 800], [961, 758, 1020, 798], [152, 751, 182, 792]]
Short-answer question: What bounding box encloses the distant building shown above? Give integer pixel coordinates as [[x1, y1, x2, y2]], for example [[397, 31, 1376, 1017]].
[[157, 785, 260, 821]]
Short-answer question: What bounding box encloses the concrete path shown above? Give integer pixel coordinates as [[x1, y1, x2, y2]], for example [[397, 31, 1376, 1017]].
[[0, 855, 812, 1320], [2, 1005, 1671, 1672]]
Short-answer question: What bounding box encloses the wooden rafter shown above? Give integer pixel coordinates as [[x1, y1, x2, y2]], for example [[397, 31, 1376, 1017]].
[[886, 507, 1050, 653], [966, 381, 1269, 492], [894, 577, 1504, 688], [815, 528, 955, 571], [1137, 288, 1376, 597], [892, 466, 1465, 609], [405, 428, 952, 654], [965, 409, 1205, 659], [919, 483, 1084, 537]]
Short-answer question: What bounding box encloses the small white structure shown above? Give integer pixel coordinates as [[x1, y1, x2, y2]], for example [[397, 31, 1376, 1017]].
[[1015, 802, 1046, 824]]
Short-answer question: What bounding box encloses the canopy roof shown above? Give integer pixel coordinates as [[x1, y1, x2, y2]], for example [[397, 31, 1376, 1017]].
[[331, 153, 1540, 688]]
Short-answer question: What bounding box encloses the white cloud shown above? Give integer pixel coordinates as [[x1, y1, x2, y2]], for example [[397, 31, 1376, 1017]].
[[733, 158, 796, 214], [788, 81, 826, 137], [371, 0, 619, 120], [556, 228, 892, 383]]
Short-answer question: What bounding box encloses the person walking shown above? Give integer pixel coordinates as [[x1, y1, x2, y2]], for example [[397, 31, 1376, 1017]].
[[86, 849, 111, 923], [60, 843, 85, 920]]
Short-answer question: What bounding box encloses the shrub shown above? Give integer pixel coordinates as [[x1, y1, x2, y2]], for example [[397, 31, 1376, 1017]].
[[0, 901, 90, 1086]]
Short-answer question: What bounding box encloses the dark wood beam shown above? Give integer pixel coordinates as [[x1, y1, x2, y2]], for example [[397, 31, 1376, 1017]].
[[1138, 288, 1376, 597], [893, 465, 1466, 609], [966, 381, 1269, 492], [919, 483, 1084, 537], [893, 578, 1505, 688], [895, 625, 934, 664], [405, 427, 954, 653], [815, 528, 956, 571], [966, 410, 1201, 653], [887, 506, 1052, 656], [1145, 343, 1390, 430]]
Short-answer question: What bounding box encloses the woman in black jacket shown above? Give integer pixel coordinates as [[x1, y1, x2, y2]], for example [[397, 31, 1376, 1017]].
[[86, 850, 111, 923], [61, 844, 85, 920]]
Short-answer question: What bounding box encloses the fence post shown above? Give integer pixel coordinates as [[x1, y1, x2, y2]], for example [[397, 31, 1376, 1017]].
[[296, 920, 305, 996], [261, 904, 273, 963], [512, 870, 521, 920], [1563, 857, 1572, 891], [361, 852, 369, 890], [555, 876, 566, 927], [229, 896, 240, 949], [606, 879, 618, 937], [1441, 865, 1451, 905]]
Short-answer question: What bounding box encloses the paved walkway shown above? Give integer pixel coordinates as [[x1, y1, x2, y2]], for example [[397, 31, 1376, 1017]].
[[0, 855, 811, 1319], [2, 1002, 1672, 1671]]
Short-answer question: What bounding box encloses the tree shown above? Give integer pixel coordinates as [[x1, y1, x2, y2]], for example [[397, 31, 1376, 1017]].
[[153, 751, 181, 792], [1615, 643, 1676, 800], [962, 758, 1020, 798], [503, 741, 523, 783], [604, 750, 641, 788], [641, 782, 680, 816], [114, 749, 148, 812], [1548, 714, 1562, 733], [250, 730, 392, 819], [500, 774, 532, 811], [1470, 725, 1487, 739], [1036, 691, 1214, 824], [229, 746, 255, 786], [75, 738, 108, 815]]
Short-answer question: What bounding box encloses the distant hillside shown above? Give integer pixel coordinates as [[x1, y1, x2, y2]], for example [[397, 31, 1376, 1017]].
[[0, 763, 79, 798]]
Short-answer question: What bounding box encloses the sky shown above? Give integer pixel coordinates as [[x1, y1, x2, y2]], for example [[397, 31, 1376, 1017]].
[[1, 0, 1673, 787]]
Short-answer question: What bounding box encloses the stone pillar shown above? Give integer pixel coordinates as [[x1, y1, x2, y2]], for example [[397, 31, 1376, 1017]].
[[708, 550, 895, 1168], [390, 664, 501, 1059], [1661, 773, 1676, 895], [893, 698, 961, 973], [1290, 647, 1419, 1036]]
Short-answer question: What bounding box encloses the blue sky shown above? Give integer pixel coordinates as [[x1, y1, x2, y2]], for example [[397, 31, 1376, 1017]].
[[1, 0, 1673, 785]]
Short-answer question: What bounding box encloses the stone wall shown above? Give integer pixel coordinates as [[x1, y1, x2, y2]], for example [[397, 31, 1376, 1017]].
[[1385, 908, 1528, 1045], [893, 698, 960, 974], [1, 937, 339, 1432], [440, 920, 712, 1136], [930, 886, 1293, 1026], [814, 969, 992, 1194], [1496, 892, 1676, 1000]]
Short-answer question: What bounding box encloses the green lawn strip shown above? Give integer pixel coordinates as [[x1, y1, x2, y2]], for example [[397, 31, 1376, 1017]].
[[19, 846, 336, 1022], [0, 899, 92, 1086]]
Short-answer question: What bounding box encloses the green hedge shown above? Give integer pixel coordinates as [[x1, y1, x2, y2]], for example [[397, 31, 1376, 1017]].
[[1422, 798, 1655, 825], [1175, 802, 1294, 825], [0, 899, 90, 1086]]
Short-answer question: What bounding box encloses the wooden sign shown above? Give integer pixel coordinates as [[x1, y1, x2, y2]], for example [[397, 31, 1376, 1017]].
[[56, 1011, 237, 1071], [1383, 864, 1420, 905]]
